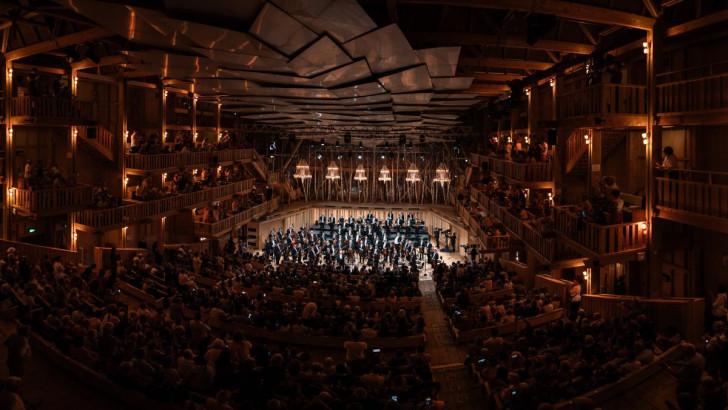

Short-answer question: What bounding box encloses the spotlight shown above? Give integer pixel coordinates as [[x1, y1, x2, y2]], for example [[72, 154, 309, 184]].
[[380, 154, 385, 159], [358, 141, 363, 149], [357, 154, 362, 160], [320, 139, 325, 146], [317, 154, 323, 160]]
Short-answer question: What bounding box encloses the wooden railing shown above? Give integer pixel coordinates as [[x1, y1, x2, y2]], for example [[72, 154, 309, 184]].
[[553, 207, 647, 255], [534, 274, 573, 305], [194, 198, 278, 237], [656, 171, 728, 219], [522, 221, 556, 261], [657, 72, 728, 114], [456, 200, 511, 251], [582, 294, 704, 342], [10, 185, 92, 213], [124, 148, 254, 170], [10, 96, 93, 120], [557, 83, 647, 118], [75, 178, 255, 229], [0, 239, 79, 263]]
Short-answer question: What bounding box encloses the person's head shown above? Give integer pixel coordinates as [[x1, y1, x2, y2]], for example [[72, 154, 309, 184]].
[[663, 146, 674, 156], [611, 189, 621, 200]]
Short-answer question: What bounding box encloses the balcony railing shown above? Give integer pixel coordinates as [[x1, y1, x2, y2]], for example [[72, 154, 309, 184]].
[[457, 201, 511, 251], [0, 239, 79, 264], [657, 72, 728, 114], [76, 178, 254, 229], [522, 221, 556, 262], [553, 207, 647, 256], [10, 185, 92, 214], [557, 83, 647, 119], [194, 198, 278, 237], [124, 148, 254, 171], [10, 96, 93, 121], [656, 170, 728, 219]]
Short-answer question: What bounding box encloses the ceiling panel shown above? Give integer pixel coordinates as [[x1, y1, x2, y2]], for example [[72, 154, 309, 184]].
[[249, 2, 318, 56]]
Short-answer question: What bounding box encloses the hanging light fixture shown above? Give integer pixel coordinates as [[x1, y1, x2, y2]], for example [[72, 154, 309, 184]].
[[354, 163, 367, 181], [325, 161, 341, 180], [405, 163, 421, 183], [378, 165, 392, 182], [433, 163, 451, 185], [293, 159, 312, 180]]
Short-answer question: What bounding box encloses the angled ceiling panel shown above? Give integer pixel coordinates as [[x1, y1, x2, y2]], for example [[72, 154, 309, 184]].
[[249, 2, 318, 56], [431, 77, 475, 91], [289, 36, 351, 77], [378, 65, 433, 93], [344, 24, 419, 74], [272, 0, 376, 43], [415, 47, 460, 77], [330, 82, 386, 98], [391, 93, 433, 105], [312, 60, 372, 88]]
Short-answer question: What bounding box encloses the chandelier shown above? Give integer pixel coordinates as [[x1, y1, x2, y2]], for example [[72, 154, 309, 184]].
[[354, 163, 367, 181], [433, 163, 451, 185], [377, 165, 392, 182], [293, 159, 312, 180], [325, 161, 341, 180], [405, 163, 421, 183]]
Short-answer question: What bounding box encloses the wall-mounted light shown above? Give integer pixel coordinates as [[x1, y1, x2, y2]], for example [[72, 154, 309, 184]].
[[584, 134, 590, 145], [163, 90, 168, 97], [640, 222, 648, 232], [124, 177, 129, 185], [73, 231, 78, 241], [641, 132, 648, 146], [549, 78, 555, 88], [8, 127, 13, 138], [73, 76, 79, 87], [193, 95, 198, 102], [7, 68, 12, 78], [162, 172, 167, 182], [643, 41, 649, 54], [524, 88, 531, 96]]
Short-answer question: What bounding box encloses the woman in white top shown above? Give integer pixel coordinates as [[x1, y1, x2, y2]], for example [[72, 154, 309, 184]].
[[658, 146, 679, 170]]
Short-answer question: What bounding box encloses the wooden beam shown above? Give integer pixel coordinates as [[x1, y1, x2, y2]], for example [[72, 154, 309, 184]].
[[666, 9, 728, 37], [468, 83, 510, 93], [642, 0, 660, 18], [578, 23, 598, 45], [71, 55, 127, 71], [398, 0, 655, 30], [386, 0, 398, 23], [5, 27, 111, 61], [409, 31, 595, 54], [546, 50, 560, 63], [472, 72, 524, 82], [460, 57, 553, 71]]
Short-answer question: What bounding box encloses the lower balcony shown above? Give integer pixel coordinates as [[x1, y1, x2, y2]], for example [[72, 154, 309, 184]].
[[10, 185, 93, 216], [75, 178, 254, 231], [10, 96, 93, 124], [553, 206, 647, 260], [194, 198, 278, 237], [656, 171, 728, 233]]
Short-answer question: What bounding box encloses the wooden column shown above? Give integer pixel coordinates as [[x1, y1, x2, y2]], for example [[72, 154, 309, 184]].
[[215, 101, 221, 143], [160, 84, 167, 153], [3, 61, 12, 240], [551, 78, 557, 121], [647, 20, 665, 297], [191, 93, 197, 144], [117, 79, 127, 199]]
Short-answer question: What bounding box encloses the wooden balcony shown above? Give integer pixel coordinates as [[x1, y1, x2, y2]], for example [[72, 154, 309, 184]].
[[75, 178, 255, 230], [0, 239, 79, 264], [656, 171, 728, 233], [10, 96, 94, 124], [491, 157, 553, 187], [657, 71, 728, 125], [556, 83, 647, 128], [10, 185, 92, 216], [553, 206, 647, 260], [456, 201, 512, 252], [125, 148, 254, 172], [194, 198, 278, 237], [521, 221, 556, 263]]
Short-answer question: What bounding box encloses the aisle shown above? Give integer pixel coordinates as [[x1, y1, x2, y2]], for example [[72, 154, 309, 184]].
[[420, 254, 485, 410]]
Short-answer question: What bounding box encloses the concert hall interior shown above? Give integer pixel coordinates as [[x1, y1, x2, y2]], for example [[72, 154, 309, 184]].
[[0, 0, 727, 409]]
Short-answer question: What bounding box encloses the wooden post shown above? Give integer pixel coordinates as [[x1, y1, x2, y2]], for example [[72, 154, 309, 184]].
[[647, 20, 664, 297], [3, 60, 12, 240], [216, 101, 221, 143], [117, 79, 127, 198], [191, 93, 197, 145], [160, 83, 167, 154]]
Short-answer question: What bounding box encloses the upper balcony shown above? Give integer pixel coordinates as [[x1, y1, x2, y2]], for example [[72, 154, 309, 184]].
[[194, 198, 278, 238], [470, 153, 553, 188], [656, 170, 728, 233], [10, 96, 94, 125], [556, 83, 648, 128], [656, 63, 728, 125], [75, 178, 254, 231], [553, 206, 647, 262], [10, 185, 93, 216], [124, 148, 254, 173]]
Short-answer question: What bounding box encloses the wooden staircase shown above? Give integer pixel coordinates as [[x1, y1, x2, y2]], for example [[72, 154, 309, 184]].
[[77, 126, 114, 162], [565, 129, 588, 175]]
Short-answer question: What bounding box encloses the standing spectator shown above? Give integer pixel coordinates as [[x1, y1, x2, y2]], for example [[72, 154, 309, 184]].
[[4, 326, 31, 377]]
